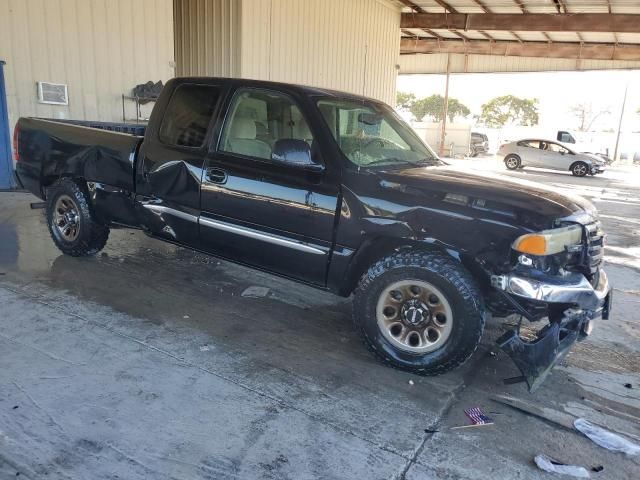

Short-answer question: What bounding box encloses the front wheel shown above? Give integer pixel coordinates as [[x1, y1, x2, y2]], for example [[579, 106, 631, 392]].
[[504, 155, 521, 170], [46, 178, 110, 256], [571, 162, 588, 177], [353, 251, 485, 375]]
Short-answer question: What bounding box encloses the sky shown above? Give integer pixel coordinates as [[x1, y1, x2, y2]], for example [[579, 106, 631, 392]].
[[397, 70, 640, 133]]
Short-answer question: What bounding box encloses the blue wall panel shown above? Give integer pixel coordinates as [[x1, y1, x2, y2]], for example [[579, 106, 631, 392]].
[[0, 61, 14, 189]]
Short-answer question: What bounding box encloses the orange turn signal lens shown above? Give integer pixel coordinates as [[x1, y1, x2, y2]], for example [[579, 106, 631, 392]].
[[512, 235, 547, 256], [512, 225, 583, 256]]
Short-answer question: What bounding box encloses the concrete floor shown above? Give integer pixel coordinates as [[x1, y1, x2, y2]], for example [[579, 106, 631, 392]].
[[1, 162, 639, 479]]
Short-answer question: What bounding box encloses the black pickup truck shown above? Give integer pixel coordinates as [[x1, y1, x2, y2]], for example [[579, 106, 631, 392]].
[[13, 77, 612, 390]]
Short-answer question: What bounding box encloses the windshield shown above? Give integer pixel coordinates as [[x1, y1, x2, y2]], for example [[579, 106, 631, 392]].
[[317, 98, 440, 168]]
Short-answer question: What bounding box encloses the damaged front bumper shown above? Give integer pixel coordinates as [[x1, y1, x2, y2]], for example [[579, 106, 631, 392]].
[[491, 268, 612, 392]]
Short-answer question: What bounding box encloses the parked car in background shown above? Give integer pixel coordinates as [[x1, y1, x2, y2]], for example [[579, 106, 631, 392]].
[[470, 132, 489, 157], [498, 139, 606, 177]]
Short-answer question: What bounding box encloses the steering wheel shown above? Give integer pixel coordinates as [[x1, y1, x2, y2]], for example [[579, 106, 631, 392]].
[[362, 138, 387, 149]]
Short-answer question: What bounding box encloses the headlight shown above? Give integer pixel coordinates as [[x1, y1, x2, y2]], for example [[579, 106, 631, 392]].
[[512, 225, 582, 256]]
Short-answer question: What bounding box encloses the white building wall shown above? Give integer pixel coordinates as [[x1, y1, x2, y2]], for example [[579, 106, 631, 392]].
[[174, 0, 240, 77], [176, 0, 401, 105], [0, 0, 175, 129], [239, 0, 400, 105]]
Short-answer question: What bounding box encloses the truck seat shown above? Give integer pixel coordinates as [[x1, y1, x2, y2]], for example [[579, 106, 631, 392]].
[[225, 117, 272, 159]]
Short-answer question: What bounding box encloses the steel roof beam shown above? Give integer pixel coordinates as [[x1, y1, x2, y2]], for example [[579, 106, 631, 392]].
[[400, 37, 640, 61], [401, 13, 640, 33]]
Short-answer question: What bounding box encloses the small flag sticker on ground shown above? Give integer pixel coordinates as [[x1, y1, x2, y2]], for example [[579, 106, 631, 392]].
[[464, 407, 493, 425]]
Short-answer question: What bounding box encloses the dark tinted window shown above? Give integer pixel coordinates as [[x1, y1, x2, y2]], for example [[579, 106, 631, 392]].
[[159, 85, 220, 147]]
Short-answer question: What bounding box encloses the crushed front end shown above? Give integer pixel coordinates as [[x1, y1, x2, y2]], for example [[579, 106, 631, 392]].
[[489, 219, 612, 391]]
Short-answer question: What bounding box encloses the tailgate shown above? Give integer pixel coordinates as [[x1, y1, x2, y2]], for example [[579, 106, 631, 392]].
[[17, 117, 142, 193]]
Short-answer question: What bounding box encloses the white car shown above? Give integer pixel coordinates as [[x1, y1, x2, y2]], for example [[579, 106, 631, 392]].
[[498, 139, 605, 177]]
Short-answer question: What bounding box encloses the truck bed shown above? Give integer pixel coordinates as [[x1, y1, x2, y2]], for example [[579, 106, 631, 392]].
[[15, 117, 143, 198], [49, 119, 147, 137]]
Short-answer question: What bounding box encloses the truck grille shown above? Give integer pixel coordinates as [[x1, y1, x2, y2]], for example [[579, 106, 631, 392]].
[[584, 220, 605, 273]]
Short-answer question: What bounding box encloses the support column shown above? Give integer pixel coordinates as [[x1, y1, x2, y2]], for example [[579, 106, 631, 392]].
[[439, 53, 451, 157], [613, 82, 628, 162]]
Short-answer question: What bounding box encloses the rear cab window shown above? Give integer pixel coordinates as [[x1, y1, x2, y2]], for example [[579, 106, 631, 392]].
[[159, 84, 221, 148]]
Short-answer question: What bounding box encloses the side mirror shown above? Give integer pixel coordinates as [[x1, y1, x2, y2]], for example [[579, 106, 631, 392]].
[[560, 150, 565, 155], [271, 139, 324, 172]]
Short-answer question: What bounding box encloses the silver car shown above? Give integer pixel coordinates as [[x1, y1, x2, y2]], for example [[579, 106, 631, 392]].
[[498, 139, 605, 177]]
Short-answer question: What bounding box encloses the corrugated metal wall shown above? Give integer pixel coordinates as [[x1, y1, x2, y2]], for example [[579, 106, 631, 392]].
[[0, 0, 175, 129], [174, 0, 240, 77], [240, 0, 400, 104], [399, 53, 640, 74], [174, 0, 401, 105]]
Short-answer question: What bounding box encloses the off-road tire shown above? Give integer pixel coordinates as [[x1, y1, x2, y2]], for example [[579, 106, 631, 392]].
[[353, 251, 485, 375], [504, 155, 521, 170], [570, 161, 588, 177], [46, 178, 109, 256]]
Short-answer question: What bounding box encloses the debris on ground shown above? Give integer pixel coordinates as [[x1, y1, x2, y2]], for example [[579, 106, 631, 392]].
[[491, 395, 576, 430], [574, 418, 640, 456], [408, 380, 414, 385], [451, 407, 494, 429], [591, 465, 604, 473], [199, 345, 213, 352], [241, 286, 271, 298], [534, 454, 590, 478], [491, 394, 574, 430], [183, 314, 190, 319], [624, 383, 632, 389]]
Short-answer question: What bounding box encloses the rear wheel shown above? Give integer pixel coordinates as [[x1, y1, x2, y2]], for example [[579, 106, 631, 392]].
[[353, 251, 485, 375], [46, 178, 109, 256], [571, 162, 588, 177], [504, 155, 521, 170]]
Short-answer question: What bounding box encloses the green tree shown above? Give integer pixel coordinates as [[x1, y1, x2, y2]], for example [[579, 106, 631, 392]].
[[447, 98, 470, 122], [478, 95, 539, 128], [409, 94, 470, 122], [396, 91, 416, 110]]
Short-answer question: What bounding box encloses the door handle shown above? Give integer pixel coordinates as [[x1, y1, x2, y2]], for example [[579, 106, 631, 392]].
[[205, 167, 227, 184]]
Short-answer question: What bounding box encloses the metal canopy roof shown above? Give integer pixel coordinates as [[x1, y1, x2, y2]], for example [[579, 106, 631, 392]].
[[398, 1, 640, 68]]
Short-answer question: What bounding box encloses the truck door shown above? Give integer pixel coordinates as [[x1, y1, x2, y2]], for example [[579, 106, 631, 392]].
[[136, 83, 224, 247], [199, 87, 339, 286]]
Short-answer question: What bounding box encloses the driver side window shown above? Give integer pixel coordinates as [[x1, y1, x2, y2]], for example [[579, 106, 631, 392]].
[[220, 89, 314, 161]]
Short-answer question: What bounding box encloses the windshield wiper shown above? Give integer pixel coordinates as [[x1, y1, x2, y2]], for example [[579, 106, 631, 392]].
[[413, 157, 441, 166], [362, 158, 413, 167]]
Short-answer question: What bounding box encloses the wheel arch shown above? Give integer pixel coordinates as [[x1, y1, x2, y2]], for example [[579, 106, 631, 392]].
[[569, 160, 588, 171], [336, 236, 486, 297]]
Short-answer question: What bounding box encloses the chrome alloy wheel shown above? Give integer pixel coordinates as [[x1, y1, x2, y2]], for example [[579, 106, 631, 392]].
[[573, 163, 587, 176], [376, 280, 453, 354], [506, 157, 519, 169], [53, 194, 80, 242]]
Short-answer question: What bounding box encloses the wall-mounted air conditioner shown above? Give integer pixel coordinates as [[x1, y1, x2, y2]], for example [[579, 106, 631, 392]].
[[37, 81, 68, 105]]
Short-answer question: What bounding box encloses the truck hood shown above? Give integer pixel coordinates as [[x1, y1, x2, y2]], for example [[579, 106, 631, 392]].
[[367, 165, 598, 231]]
